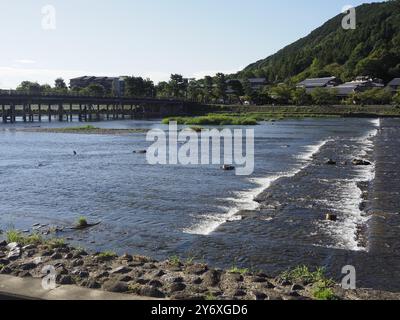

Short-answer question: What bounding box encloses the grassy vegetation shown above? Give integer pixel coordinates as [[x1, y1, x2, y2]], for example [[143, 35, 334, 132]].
[[169, 255, 182, 267], [280, 266, 338, 300], [5, 229, 65, 248], [76, 216, 88, 228], [47, 238, 66, 249], [0, 264, 4, 271], [228, 266, 250, 276], [163, 115, 258, 126], [97, 251, 117, 260], [6, 230, 43, 245], [205, 292, 217, 301], [62, 125, 99, 131]]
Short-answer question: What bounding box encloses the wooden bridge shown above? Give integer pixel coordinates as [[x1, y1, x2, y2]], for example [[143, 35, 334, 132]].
[[0, 93, 197, 123]]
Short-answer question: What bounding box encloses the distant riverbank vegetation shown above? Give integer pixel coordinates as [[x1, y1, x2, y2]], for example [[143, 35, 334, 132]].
[[8, 74, 400, 109], [162, 115, 258, 126]]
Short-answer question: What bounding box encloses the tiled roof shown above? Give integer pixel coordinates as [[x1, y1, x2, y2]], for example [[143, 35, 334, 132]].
[[388, 78, 400, 86], [298, 77, 337, 88]]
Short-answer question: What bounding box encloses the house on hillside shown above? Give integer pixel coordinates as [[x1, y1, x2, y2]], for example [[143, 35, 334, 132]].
[[387, 78, 400, 93], [69, 76, 127, 96], [248, 78, 268, 91], [335, 77, 384, 97], [297, 76, 341, 93]]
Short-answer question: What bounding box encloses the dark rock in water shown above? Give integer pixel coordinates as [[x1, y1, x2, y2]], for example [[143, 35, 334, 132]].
[[326, 213, 338, 222], [133, 150, 147, 154], [326, 159, 337, 165], [221, 165, 235, 171], [352, 159, 371, 166]]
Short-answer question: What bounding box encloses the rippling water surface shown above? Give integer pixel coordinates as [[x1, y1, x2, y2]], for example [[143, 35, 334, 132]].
[[1, 117, 399, 290]]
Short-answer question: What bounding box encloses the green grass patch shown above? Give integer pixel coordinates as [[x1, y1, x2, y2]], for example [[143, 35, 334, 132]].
[[163, 115, 258, 126], [97, 251, 117, 260], [169, 255, 182, 267], [6, 230, 43, 245], [76, 216, 88, 228], [228, 266, 250, 276], [5, 229, 66, 248], [47, 238, 66, 249], [205, 292, 217, 301], [0, 264, 4, 271], [62, 125, 99, 131], [280, 266, 338, 300], [312, 284, 338, 301]]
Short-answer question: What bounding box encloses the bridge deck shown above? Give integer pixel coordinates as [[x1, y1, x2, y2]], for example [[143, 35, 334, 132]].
[[0, 94, 195, 123]]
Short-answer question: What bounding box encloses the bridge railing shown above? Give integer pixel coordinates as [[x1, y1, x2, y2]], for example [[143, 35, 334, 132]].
[[0, 89, 191, 102]]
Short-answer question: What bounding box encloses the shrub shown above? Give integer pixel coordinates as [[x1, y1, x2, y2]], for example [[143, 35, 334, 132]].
[[77, 217, 88, 228]]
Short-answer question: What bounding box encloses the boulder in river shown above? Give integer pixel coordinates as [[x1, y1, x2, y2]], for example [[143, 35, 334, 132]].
[[221, 165, 235, 171], [326, 159, 337, 165], [352, 159, 371, 166], [325, 213, 338, 222]]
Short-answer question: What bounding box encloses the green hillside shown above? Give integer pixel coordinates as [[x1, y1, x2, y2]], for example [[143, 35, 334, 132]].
[[237, 0, 400, 83]]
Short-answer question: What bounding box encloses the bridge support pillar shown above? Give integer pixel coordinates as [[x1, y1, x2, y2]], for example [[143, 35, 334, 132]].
[[48, 104, 52, 122], [38, 104, 42, 122], [2, 105, 5, 123], [22, 104, 27, 122], [58, 104, 64, 122]]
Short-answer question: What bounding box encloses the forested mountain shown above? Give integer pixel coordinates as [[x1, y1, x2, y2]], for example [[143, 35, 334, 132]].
[[237, 0, 400, 83]]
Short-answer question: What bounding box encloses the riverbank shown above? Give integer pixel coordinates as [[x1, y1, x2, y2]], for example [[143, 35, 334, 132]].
[[0, 237, 399, 300], [190, 104, 400, 119], [13, 125, 149, 135]]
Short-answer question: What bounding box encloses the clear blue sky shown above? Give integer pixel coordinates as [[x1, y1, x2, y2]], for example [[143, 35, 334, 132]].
[[0, 0, 383, 88]]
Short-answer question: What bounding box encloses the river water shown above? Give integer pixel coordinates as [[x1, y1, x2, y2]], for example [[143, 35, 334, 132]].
[[1, 117, 399, 291]]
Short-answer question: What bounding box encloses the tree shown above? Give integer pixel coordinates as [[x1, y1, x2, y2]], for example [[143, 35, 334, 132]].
[[228, 80, 244, 103], [393, 91, 400, 105], [16, 81, 42, 94], [187, 80, 202, 102], [269, 84, 292, 104], [291, 87, 311, 105], [125, 76, 146, 97], [203, 76, 214, 103], [311, 88, 337, 105], [214, 73, 227, 102], [82, 84, 105, 96], [155, 81, 170, 98], [242, 79, 253, 97], [40, 84, 53, 95], [169, 74, 187, 98], [355, 88, 392, 105], [54, 78, 67, 90]]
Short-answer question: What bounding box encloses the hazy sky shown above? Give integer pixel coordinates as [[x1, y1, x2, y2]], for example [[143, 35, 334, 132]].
[[0, 0, 383, 88]]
